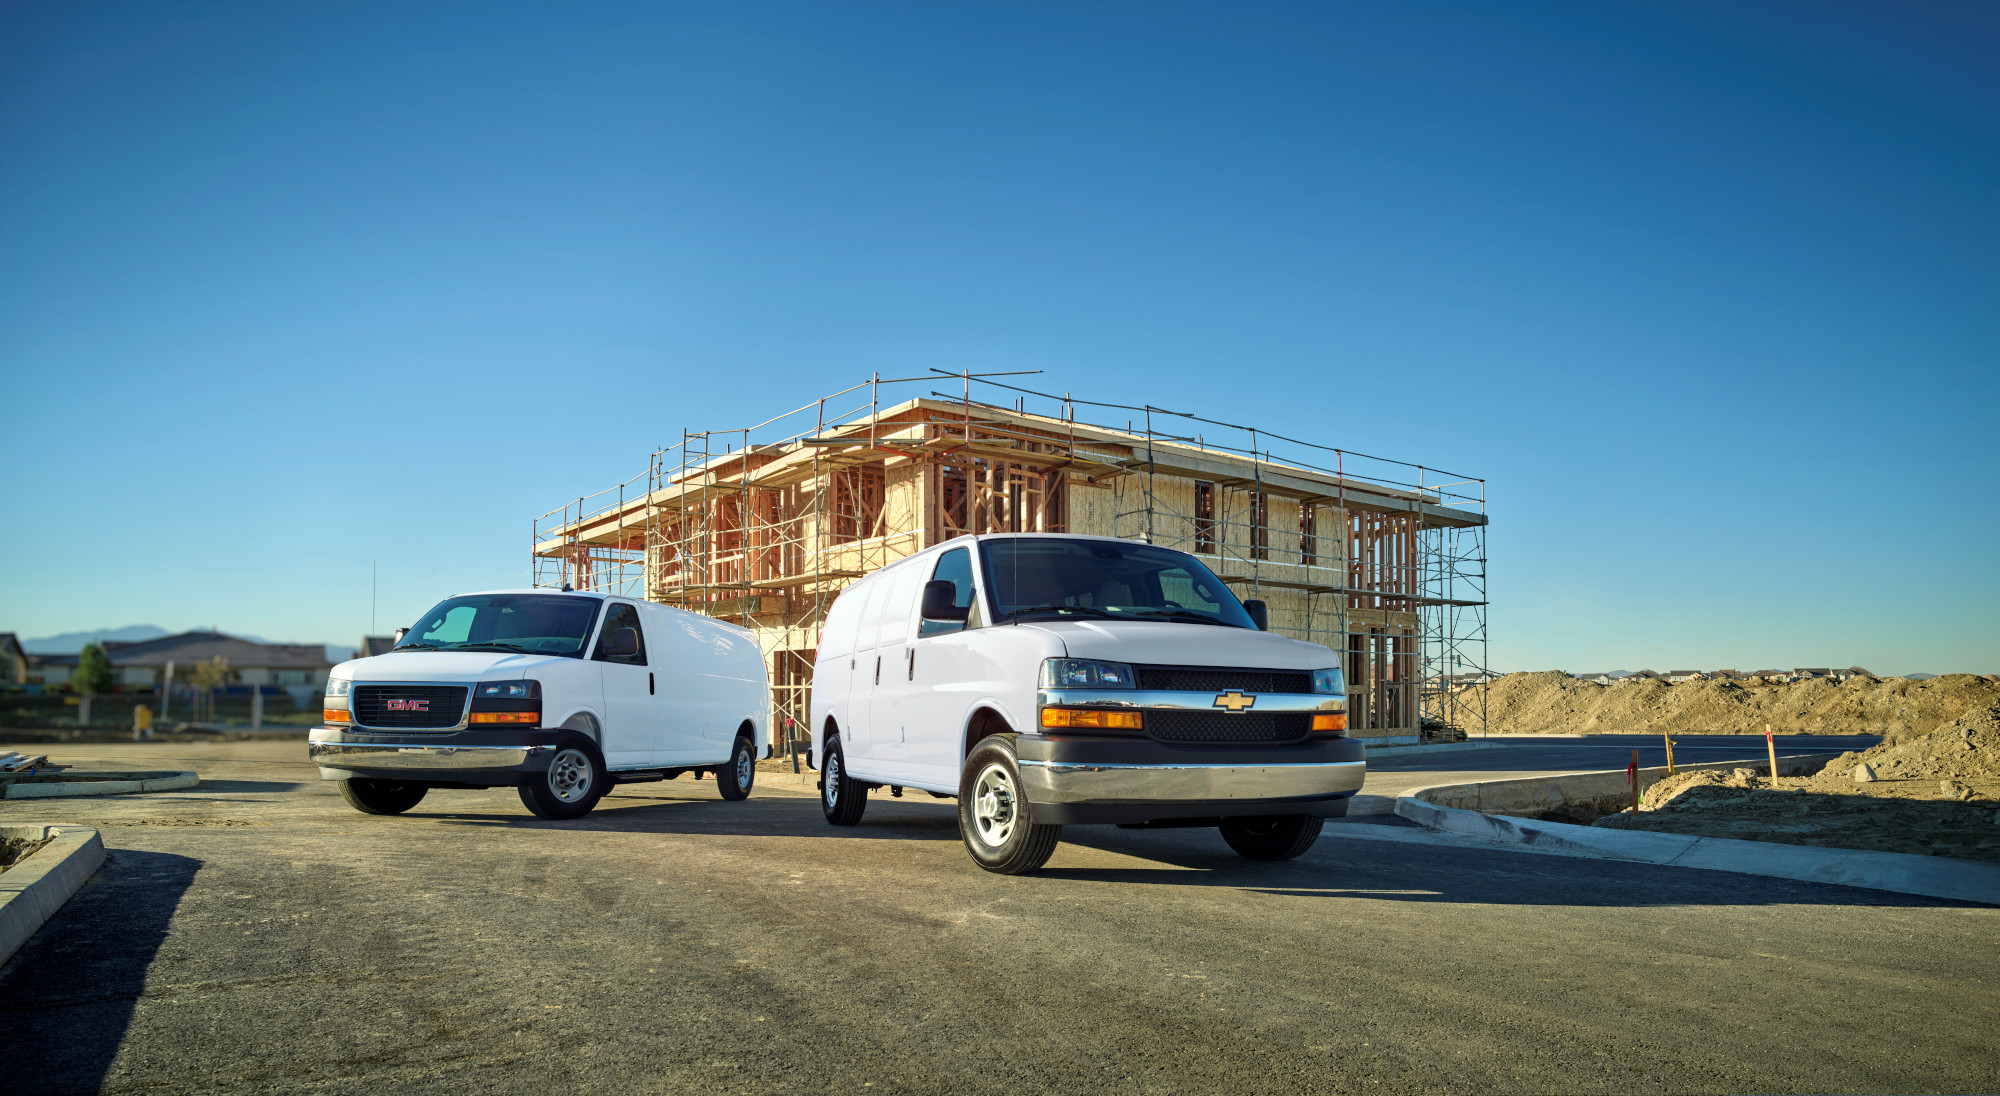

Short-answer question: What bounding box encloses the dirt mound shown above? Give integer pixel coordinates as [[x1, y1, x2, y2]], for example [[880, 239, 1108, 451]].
[[1594, 709, 2000, 861], [1484, 671, 2000, 736]]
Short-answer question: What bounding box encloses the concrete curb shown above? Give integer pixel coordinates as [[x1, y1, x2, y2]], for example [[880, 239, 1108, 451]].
[[0, 824, 106, 967], [1394, 779, 2000, 906], [0, 770, 199, 799]]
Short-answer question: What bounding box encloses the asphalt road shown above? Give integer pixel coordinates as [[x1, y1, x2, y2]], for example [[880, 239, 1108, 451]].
[[2, 737, 1993, 1096]]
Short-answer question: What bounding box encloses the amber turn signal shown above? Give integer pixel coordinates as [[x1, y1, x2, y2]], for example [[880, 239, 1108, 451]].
[[1311, 713, 1347, 733], [469, 711, 540, 724], [1041, 707, 1143, 730], [323, 708, 350, 724]]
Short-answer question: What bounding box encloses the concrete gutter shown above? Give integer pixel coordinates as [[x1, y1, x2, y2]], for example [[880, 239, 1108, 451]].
[[1364, 740, 1508, 759], [0, 824, 106, 966], [1409, 754, 1837, 815], [1394, 761, 2000, 906], [0, 771, 198, 799]]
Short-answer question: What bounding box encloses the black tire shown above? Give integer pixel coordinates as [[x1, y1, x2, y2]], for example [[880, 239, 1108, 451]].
[[958, 736, 1061, 875], [716, 735, 756, 801], [1219, 815, 1323, 861], [517, 733, 608, 820], [338, 778, 427, 815], [820, 734, 867, 826]]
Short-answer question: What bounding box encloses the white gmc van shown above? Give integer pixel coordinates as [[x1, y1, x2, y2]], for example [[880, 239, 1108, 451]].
[[309, 589, 770, 819], [810, 534, 1363, 874]]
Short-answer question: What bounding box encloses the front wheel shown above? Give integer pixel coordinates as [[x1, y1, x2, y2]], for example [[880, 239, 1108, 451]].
[[338, 778, 427, 815], [716, 735, 756, 801], [820, 734, 867, 825], [958, 737, 1061, 875], [518, 735, 608, 820], [1219, 815, 1323, 860]]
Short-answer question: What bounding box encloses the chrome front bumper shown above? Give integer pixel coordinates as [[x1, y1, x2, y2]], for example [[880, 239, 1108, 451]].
[[1017, 758, 1366, 804], [308, 727, 552, 778]]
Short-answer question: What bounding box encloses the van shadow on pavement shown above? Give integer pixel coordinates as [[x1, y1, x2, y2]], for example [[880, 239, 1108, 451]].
[[0, 848, 202, 1096], [1040, 825, 1983, 909], [417, 788, 964, 841]]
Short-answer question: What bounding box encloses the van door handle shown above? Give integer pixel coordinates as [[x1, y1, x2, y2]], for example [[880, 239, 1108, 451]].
[[907, 647, 915, 681], [874, 656, 881, 685], [649, 672, 655, 695]]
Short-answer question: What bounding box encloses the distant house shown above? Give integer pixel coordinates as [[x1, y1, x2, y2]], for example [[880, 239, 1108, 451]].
[[0, 633, 25, 686], [89, 631, 333, 706], [356, 635, 399, 659], [1619, 669, 1663, 683], [1747, 669, 1791, 684], [1665, 670, 1705, 683], [1707, 669, 1743, 681], [1571, 671, 1613, 685], [1794, 668, 1833, 681]]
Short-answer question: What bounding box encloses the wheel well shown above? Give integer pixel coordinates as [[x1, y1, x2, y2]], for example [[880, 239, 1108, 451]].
[[559, 712, 600, 742], [964, 707, 1012, 761], [823, 716, 839, 743], [738, 719, 755, 745]]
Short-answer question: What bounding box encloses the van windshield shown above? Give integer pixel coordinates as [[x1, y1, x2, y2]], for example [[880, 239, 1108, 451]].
[[396, 594, 603, 657], [979, 538, 1257, 629]]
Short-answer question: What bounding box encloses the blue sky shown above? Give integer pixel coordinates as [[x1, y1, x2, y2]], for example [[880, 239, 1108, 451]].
[[2, 1, 1994, 673]]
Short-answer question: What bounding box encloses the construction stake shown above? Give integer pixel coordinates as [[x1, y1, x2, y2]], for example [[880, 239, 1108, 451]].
[[1765, 722, 1780, 785], [1663, 734, 1676, 775], [1629, 749, 1640, 812]]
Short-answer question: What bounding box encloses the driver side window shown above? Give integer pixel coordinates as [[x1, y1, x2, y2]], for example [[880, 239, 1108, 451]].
[[592, 602, 649, 666]]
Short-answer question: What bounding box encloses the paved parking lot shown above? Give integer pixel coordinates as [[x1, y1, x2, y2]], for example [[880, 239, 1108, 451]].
[[3, 738, 1994, 1095]]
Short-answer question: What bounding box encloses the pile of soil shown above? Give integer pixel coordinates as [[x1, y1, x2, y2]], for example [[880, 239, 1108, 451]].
[[1485, 671, 2000, 737], [0, 727, 306, 745], [0, 834, 51, 873], [1593, 705, 2000, 861]]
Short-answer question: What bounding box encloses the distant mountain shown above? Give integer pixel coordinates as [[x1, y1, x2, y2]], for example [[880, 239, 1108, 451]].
[[23, 625, 171, 653]]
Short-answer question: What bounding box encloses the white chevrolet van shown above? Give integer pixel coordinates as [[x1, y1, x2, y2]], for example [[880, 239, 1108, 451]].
[[309, 589, 770, 820], [810, 534, 1363, 874]]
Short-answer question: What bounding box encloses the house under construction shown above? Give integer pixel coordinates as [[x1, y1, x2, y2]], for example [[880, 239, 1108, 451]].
[[532, 373, 1488, 748]]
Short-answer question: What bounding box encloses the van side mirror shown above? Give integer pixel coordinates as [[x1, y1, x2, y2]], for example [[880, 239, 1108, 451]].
[[392, 627, 409, 646], [1244, 599, 1269, 631], [921, 580, 968, 621], [604, 627, 639, 658]]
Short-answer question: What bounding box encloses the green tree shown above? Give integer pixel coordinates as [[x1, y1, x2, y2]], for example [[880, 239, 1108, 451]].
[[189, 656, 230, 725], [74, 642, 115, 727]]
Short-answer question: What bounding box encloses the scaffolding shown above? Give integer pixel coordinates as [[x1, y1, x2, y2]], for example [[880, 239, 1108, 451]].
[[533, 371, 1489, 747]]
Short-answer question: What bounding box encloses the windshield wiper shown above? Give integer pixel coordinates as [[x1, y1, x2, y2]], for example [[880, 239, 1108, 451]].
[[390, 643, 441, 651], [1132, 610, 1239, 628], [448, 643, 542, 654], [1003, 604, 1119, 622]]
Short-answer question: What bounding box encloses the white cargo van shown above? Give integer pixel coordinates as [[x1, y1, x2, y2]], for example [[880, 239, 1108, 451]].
[[810, 534, 1362, 873], [309, 589, 770, 819]]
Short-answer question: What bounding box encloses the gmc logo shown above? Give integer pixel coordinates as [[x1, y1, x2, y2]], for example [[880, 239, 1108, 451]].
[[385, 699, 430, 712]]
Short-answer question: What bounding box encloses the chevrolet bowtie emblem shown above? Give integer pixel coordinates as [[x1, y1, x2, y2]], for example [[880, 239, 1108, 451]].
[[1213, 690, 1257, 713]]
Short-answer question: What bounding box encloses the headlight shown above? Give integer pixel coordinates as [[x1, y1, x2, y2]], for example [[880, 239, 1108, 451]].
[[475, 679, 540, 699], [1312, 668, 1345, 695], [325, 678, 351, 699], [1040, 659, 1136, 689]]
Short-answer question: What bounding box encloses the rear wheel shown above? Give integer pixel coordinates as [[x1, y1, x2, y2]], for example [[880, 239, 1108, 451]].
[[958, 736, 1061, 875], [518, 734, 608, 820], [338, 778, 427, 815], [820, 735, 867, 825], [1219, 815, 1323, 860], [716, 735, 756, 801]]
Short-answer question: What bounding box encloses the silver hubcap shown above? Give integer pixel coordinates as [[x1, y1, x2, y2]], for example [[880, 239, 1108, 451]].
[[971, 763, 1017, 848], [824, 752, 842, 808], [548, 748, 594, 803], [735, 745, 753, 787]]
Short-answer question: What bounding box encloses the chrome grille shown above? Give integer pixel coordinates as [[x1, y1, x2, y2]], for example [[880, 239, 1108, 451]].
[[1134, 666, 1313, 694], [351, 685, 468, 730], [1145, 710, 1310, 744]]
